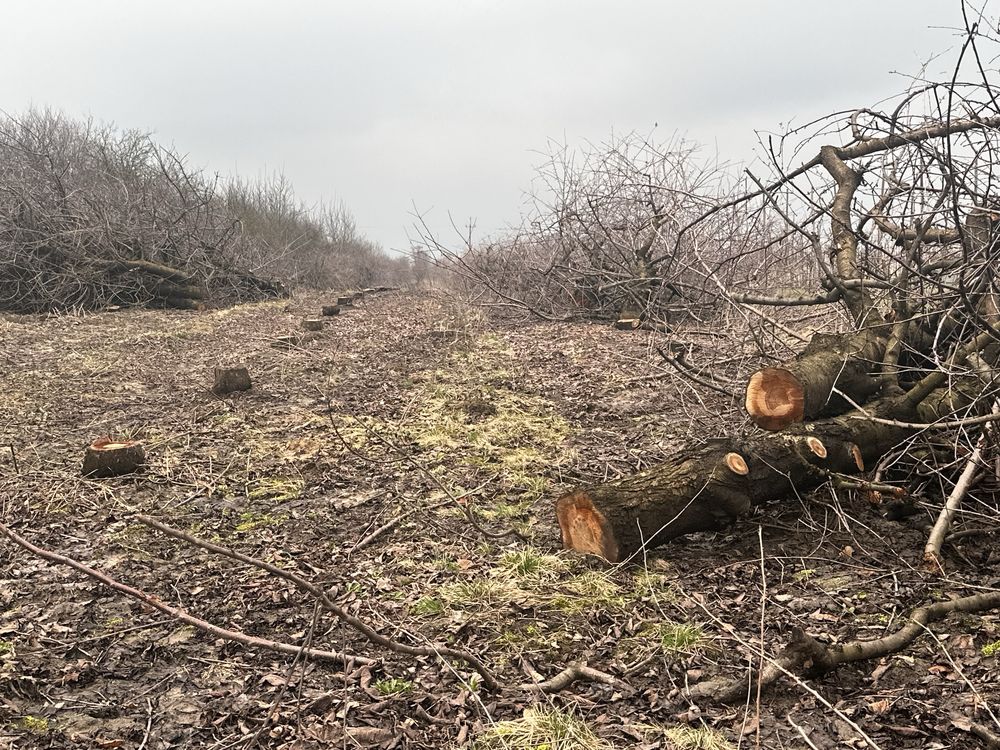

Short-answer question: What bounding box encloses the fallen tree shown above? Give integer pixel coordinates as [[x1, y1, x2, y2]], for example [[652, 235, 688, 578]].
[[557, 66, 1000, 565]]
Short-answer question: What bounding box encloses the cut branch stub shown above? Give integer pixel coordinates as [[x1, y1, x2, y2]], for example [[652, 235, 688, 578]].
[[82, 438, 146, 477], [337, 295, 353, 306], [745, 368, 805, 430], [805, 436, 827, 459], [321, 305, 341, 316], [725, 452, 749, 475], [301, 318, 324, 332], [213, 365, 251, 396]]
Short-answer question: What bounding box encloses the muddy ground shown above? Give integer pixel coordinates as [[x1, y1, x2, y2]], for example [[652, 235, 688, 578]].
[[1, 291, 998, 749]]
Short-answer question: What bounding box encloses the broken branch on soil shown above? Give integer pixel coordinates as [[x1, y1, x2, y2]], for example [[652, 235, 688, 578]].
[[0, 520, 370, 667], [352, 497, 452, 553], [518, 660, 634, 694], [134, 514, 500, 691], [699, 590, 1000, 704]]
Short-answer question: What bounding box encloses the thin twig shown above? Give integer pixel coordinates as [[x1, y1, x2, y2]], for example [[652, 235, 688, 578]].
[[0, 520, 370, 667], [135, 514, 500, 691]]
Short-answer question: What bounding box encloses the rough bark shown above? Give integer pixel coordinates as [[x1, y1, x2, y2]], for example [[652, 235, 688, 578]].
[[213, 366, 252, 395], [556, 442, 751, 562], [81, 438, 146, 477], [558, 395, 925, 563], [745, 330, 887, 430]]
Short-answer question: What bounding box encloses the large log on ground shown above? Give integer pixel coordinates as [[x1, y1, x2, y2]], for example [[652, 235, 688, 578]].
[[558, 395, 923, 563], [745, 330, 887, 430]]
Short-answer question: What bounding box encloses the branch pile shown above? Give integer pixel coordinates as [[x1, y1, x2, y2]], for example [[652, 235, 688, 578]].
[[557, 98, 1000, 563]]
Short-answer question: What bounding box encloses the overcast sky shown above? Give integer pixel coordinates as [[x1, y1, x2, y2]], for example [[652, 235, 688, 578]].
[[2, 1, 966, 253]]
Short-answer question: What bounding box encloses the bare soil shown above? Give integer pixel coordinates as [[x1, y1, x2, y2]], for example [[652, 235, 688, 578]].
[[1, 292, 998, 749]]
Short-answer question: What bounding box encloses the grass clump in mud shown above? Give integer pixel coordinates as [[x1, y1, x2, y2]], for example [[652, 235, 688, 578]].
[[18, 716, 51, 735], [234, 510, 288, 532], [247, 476, 303, 503], [436, 549, 623, 622], [401, 337, 573, 490], [664, 726, 734, 750], [374, 677, 413, 696], [473, 707, 612, 750]]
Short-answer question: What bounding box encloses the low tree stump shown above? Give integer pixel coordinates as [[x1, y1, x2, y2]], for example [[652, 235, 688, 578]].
[[337, 296, 353, 306], [301, 318, 324, 331], [82, 438, 146, 477], [213, 365, 251, 395], [321, 305, 341, 316]]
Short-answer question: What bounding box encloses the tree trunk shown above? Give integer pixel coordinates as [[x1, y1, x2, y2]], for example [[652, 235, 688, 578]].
[[557, 394, 930, 563], [745, 330, 887, 430]]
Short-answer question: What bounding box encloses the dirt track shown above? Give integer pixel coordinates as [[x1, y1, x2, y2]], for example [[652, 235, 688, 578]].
[[2, 291, 998, 748]]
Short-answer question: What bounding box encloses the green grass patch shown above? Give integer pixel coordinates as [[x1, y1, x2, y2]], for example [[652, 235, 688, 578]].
[[235, 510, 288, 532], [19, 716, 50, 735], [411, 597, 445, 617], [551, 571, 625, 613], [374, 677, 413, 696], [247, 477, 303, 503], [499, 548, 568, 580], [654, 622, 704, 653], [664, 725, 734, 750], [983, 639, 1000, 657], [473, 707, 612, 750]]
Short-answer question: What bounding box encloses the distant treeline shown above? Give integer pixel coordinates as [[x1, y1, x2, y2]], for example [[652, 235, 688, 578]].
[[0, 107, 410, 312]]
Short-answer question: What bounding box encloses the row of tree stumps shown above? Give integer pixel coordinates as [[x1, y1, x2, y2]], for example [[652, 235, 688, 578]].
[[80, 288, 395, 478]]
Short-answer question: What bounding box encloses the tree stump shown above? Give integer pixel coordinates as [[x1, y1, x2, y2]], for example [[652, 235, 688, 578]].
[[301, 318, 324, 331], [337, 296, 353, 306], [213, 365, 251, 395], [82, 438, 146, 477], [321, 305, 341, 316]]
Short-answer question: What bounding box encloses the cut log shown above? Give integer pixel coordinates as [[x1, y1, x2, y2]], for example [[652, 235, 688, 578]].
[[151, 281, 210, 301], [557, 442, 752, 562], [301, 318, 324, 331], [82, 438, 146, 477], [745, 330, 887, 430], [213, 365, 251, 395], [337, 296, 354, 306], [557, 393, 928, 563], [321, 305, 341, 316], [614, 318, 642, 331]]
